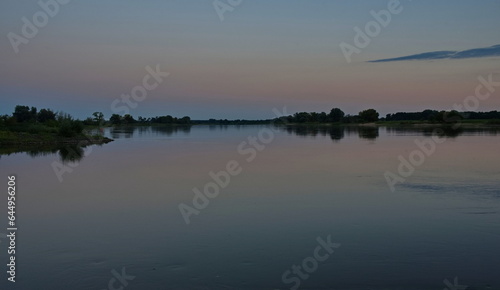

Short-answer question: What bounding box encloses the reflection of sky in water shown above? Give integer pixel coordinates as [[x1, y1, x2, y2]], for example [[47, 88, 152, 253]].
[[402, 180, 500, 198], [0, 125, 499, 289]]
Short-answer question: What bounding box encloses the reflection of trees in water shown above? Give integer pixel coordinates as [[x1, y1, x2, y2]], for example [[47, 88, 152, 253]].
[[26, 145, 87, 163], [150, 125, 191, 136], [386, 126, 500, 138], [357, 127, 379, 140], [0, 144, 87, 163], [25, 148, 59, 158], [284, 126, 345, 141], [342, 126, 379, 140], [3, 125, 500, 161], [284, 126, 344, 141], [282, 125, 500, 141], [58, 145, 85, 162], [422, 126, 463, 138], [110, 125, 192, 138], [328, 127, 345, 141], [109, 125, 192, 138], [283, 125, 379, 141], [110, 126, 136, 139]]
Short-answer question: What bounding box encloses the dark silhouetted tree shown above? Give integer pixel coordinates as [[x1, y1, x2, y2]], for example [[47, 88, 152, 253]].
[[109, 114, 122, 125], [92, 112, 104, 124], [123, 114, 136, 124], [329, 108, 345, 122], [178, 116, 191, 124], [37, 108, 56, 123], [358, 109, 379, 123], [13, 105, 36, 122]]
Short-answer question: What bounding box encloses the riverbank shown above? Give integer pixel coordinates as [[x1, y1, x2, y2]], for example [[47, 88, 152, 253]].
[[0, 130, 114, 146]]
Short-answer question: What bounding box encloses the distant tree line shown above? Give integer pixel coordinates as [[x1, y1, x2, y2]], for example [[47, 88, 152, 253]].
[[86, 114, 271, 126], [83, 113, 192, 125], [2, 105, 500, 136], [194, 119, 270, 125], [276, 108, 500, 124], [275, 108, 380, 124], [384, 110, 500, 122]]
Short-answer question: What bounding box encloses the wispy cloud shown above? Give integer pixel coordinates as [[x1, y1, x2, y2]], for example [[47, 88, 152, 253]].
[[369, 44, 500, 63]]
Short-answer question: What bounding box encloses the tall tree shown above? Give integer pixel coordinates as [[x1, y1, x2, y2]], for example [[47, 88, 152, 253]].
[[13, 105, 36, 122], [92, 112, 104, 124], [123, 114, 136, 124], [358, 109, 379, 123], [329, 108, 345, 122], [37, 108, 56, 123], [109, 114, 122, 125]]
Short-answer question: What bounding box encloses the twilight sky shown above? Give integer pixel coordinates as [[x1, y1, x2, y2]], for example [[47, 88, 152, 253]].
[[1, 0, 499, 119]]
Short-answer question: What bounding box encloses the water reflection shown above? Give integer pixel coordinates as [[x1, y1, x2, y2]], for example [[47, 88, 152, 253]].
[[2, 125, 500, 160], [0, 143, 88, 162], [110, 126, 136, 139], [282, 125, 500, 141], [356, 126, 379, 140], [385, 125, 500, 137], [150, 125, 191, 135], [282, 125, 345, 141], [282, 125, 379, 141], [1, 124, 500, 290], [1, 125, 194, 161], [110, 125, 192, 139], [58, 145, 86, 162]]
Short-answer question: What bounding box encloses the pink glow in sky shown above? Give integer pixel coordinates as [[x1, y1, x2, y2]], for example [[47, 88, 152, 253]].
[[1, 0, 499, 119]]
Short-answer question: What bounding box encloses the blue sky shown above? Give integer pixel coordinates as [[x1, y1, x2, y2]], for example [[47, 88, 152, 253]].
[[1, 0, 499, 119]]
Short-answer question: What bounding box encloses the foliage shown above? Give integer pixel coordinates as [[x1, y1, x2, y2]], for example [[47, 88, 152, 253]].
[[58, 120, 84, 137], [123, 114, 136, 124], [2, 105, 83, 138], [358, 109, 379, 123], [109, 114, 123, 125], [13, 105, 37, 122], [2, 105, 500, 137], [329, 108, 345, 122], [92, 112, 104, 124], [37, 108, 56, 123]]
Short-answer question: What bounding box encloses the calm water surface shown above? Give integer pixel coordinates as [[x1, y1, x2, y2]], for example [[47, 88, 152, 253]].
[[0, 125, 499, 290]]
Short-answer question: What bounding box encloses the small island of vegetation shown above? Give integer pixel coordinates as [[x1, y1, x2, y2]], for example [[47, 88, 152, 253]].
[[0, 105, 113, 146]]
